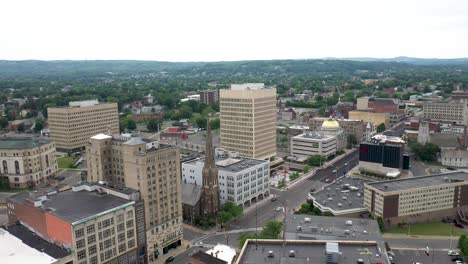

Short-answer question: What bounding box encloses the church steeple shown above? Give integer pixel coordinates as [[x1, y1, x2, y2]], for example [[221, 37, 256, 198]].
[[200, 114, 220, 217]]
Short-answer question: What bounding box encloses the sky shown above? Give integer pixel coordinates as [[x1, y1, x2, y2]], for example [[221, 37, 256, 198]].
[[1, 0, 468, 61]]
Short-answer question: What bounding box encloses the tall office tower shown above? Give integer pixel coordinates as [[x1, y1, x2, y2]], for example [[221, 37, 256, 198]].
[[48, 100, 119, 152], [200, 118, 220, 217], [86, 134, 182, 263], [220, 83, 277, 160]]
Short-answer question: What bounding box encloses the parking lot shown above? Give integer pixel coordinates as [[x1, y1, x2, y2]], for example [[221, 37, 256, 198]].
[[392, 249, 452, 264]]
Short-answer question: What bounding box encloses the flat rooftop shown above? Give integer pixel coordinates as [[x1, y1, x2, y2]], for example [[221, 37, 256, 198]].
[[10, 188, 133, 223], [0, 225, 70, 264], [310, 177, 370, 214], [2, 224, 70, 259], [285, 214, 382, 242], [293, 132, 334, 140], [238, 240, 387, 264], [0, 136, 51, 150], [185, 156, 267, 173], [366, 171, 468, 192]]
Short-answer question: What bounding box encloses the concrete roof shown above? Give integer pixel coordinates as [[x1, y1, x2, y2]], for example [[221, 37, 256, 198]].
[[0, 226, 67, 264], [122, 137, 146, 146], [366, 171, 468, 193], [191, 251, 227, 264], [185, 157, 267, 173], [0, 136, 51, 150], [441, 149, 468, 158], [430, 133, 461, 148], [91, 133, 112, 140], [9, 188, 133, 224], [310, 177, 370, 214], [237, 240, 387, 264], [182, 183, 202, 206], [2, 224, 70, 259], [285, 214, 382, 242]]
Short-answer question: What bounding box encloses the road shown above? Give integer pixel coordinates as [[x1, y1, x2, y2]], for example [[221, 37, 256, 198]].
[[409, 155, 428, 176], [227, 149, 359, 230]]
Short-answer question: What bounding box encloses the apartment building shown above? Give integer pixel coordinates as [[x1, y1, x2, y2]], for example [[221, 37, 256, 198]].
[[423, 101, 468, 125], [220, 83, 276, 160], [86, 134, 182, 263], [0, 136, 57, 188], [199, 90, 219, 105], [182, 151, 270, 208], [364, 172, 468, 227], [7, 183, 146, 264], [48, 100, 119, 152]]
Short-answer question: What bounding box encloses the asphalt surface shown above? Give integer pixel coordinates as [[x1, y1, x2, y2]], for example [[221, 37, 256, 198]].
[[409, 156, 428, 177], [226, 149, 359, 230]]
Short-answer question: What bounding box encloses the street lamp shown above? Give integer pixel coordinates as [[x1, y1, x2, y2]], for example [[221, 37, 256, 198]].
[[332, 168, 337, 181], [344, 162, 348, 176]]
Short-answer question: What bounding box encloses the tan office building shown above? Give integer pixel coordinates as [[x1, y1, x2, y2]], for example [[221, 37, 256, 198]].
[[349, 110, 389, 127], [86, 134, 182, 263], [423, 101, 468, 125], [220, 83, 276, 160], [364, 172, 468, 227], [0, 136, 57, 188], [48, 100, 119, 152]]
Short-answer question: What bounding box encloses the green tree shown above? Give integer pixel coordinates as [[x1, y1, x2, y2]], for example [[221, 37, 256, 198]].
[[280, 136, 288, 146], [33, 118, 44, 133], [376, 216, 385, 232], [303, 165, 310, 174], [260, 221, 282, 239], [194, 115, 207, 129], [307, 155, 326, 167], [146, 118, 161, 132], [376, 123, 386, 133], [126, 117, 137, 130], [239, 233, 257, 248], [217, 201, 243, 226], [410, 142, 440, 162], [0, 117, 8, 128], [17, 123, 25, 132], [210, 118, 220, 129]]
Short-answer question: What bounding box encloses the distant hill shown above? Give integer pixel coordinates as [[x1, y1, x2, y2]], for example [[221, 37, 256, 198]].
[[323, 56, 468, 65]]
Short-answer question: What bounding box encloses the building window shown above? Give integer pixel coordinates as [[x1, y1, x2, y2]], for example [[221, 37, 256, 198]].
[[88, 234, 96, 244], [119, 243, 127, 253], [2, 160, 7, 174], [46, 155, 49, 167], [86, 225, 95, 234], [75, 228, 84, 238], [127, 229, 134, 238], [76, 239, 85, 249], [77, 250, 86, 260], [15, 161, 20, 174], [128, 239, 135, 249], [88, 245, 97, 255], [117, 223, 125, 232], [126, 219, 134, 228]]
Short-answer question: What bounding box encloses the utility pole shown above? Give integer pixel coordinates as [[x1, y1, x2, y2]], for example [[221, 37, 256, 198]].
[[255, 198, 258, 250]]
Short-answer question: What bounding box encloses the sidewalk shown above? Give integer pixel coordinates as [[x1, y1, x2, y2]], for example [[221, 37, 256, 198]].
[[183, 223, 210, 235], [383, 233, 455, 240]]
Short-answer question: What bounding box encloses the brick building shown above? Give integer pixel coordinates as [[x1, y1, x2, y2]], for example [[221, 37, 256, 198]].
[[7, 183, 147, 264]]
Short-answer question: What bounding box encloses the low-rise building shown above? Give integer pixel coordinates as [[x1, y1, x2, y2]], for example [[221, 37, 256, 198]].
[[440, 149, 468, 167], [7, 183, 147, 264], [308, 177, 369, 217], [236, 240, 387, 264], [310, 117, 368, 142], [349, 110, 389, 127], [182, 151, 270, 208], [291, 131, 337, 158], [364, 172, 468, 227], [0, 136, 57, 188], [199, 90, 219, 105], [1, 224, 73, 264]]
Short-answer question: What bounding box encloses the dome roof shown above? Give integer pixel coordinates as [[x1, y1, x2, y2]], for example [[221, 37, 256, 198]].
[[322, 119, 340, 129]]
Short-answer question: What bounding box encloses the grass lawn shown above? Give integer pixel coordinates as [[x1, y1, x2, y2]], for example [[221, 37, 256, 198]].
[[57, 156, 79, 169], [385, 222, 468, 236]]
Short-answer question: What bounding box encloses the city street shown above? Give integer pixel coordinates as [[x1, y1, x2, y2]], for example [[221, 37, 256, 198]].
[[226, 149, 359, 230]]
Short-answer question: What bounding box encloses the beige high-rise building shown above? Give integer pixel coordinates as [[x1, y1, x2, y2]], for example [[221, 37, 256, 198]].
[[48, 100, 119, 152], [220, 83, 276, 160], [86, 134, 182, 263]]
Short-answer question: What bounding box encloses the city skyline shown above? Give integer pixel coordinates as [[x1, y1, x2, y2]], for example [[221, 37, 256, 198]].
[[1, 0, 468, 61]]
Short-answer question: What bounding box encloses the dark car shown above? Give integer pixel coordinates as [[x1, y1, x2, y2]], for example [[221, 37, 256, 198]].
[[310, 188, 316, 193], [165, 256, 175, 263], [452, 256, 463, 261], [454, 223, 464, 229]]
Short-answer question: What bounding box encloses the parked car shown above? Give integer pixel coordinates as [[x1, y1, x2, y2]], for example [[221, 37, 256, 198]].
[[310, 188, 316, 193], [454, 223, 464, 229], [275, 206, 283, 212], [165, 256, 175, 263], [452, 256, 463, 262], [271, 195, 277, 202], [448, 250, 460, 256]]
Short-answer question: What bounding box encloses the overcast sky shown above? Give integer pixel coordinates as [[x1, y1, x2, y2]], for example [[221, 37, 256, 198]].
[[1, 0, 468, 61]]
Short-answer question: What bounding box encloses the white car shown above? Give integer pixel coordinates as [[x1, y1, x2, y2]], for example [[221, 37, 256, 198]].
[[275, 207, 284, 212], [448, 250, 460, 256]]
